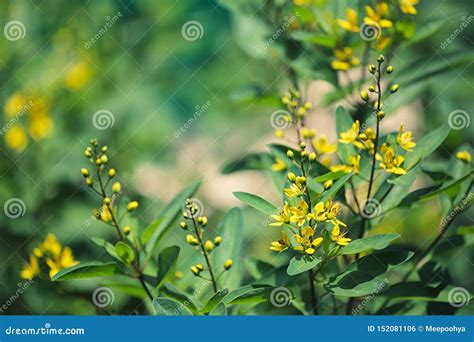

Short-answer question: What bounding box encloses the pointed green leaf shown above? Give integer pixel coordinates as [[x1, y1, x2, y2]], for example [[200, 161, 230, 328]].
[[340, 234, 400, 255], [51, 262, 118, 281], [115, 242, 135, 265], [156, 246, 180, 289], [153, 297, 193, 316], [287, 255, 322, 276], [233, 192, 277, 216], [200, 289, 229, 314]]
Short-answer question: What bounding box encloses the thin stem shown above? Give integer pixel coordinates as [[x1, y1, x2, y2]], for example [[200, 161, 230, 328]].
[[191, 216, 218, 294], [139, 274, 154, 302], [307, 269, 318, 315]]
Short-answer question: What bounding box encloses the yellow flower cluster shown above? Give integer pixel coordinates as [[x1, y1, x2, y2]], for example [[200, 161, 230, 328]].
[[64, 61, 93, 90], [3, 92, 53, 152], [20, 234, 78, 280]]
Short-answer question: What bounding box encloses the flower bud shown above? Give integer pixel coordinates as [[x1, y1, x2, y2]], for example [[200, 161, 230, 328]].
[[100, 155, 108, 164], [123, 225, 131, 235], [287, 172, 297, 182], [274, 129, 284, 138], [33, 248, 43, 257], [179, 221, 188, 230], [360, 90, 369, 101], [175, 271, 183, 279], [214, 236, 222, 246], [224, 259, 233, 270], [197, 216, 208, 227], [390, 84, 399, 93], [281, 96, 290, 105], [299, 141, 306, 149], [296, 176, 306, 185], [377, 55, 385, 63], [369, 64, 376, 74], [85, 148, 93, 158], [81, 168, 90, 177], [323, 180, 333, 190], [377, 111, 385, 119], [286, 150, 294, 159], [289, 100, 298, 108], [309, 152, 316, 161], [108, 168, 116, 178], [186, 234, 199, 246], [386, 65, 393, 74], [101, 146, 108, 153], [304, 102, 312, 110], [95, 158, 102, 166], [85, 177, 94, 186], [127, 201, 139, 212], [300, 151, 308, 159], [204, 240, 214, 252], [368, 86, 376, 92], [191, 266, 200, 276], [195, 263, 204, 271], [296, 107, 306, 117], [112, 182, 121, 193], [103, 197, 111, 205]]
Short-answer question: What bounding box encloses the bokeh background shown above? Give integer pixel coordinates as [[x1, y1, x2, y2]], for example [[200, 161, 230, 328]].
[[0, 0, 472, 314]]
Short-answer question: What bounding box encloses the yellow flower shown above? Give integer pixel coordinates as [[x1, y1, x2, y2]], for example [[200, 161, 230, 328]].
[[396, 123, 416, 152], [29, 96, 49, 118], [331, 47, 360, 70], [128, 201, 140, 212], [64, 61, 92, 90], [309, 198, 347, 227], [293, 0, 311, 6], [270, 202, 292, 226], [99, 204, 113, 222], [270, 230, 291, 252], [331, 224, 351, 246], [331, 155, 360, 174], [20, 255, 40, 280], [364, 3, 393, 28], [46, 247, 78, 279], [289, 200, 309, 227], [336, 8, 359, 32], [456, 151, 472, 163], [313, 135, 337, 155], [294, 226, 323, 255], [400, 0, 419, 15], [42, 233, 62, 257], [377, 36, 391, 50], [377, 144, 406, 175], [29, 115, 53, 140], [284, 183, 304, 198], [4, 92, 28, 118], [301, 127, 316, 139], [5, 125, 28, 152], [339, 120, 365, 149], [271, 158, 286, 172]]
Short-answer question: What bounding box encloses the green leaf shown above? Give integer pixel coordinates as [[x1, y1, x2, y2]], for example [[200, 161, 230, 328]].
[[321, 173, 352, 202], [233, 192, 277, 216], [144, 181, 200, 255], [140, 217, 163, 246], [90, 237, 120, 261], [312, 171, 346, 183], [51, 262, 118, 281], [287, 255, 322, 276], [156, 246, 180, 289], [153, 297, 193, 316], [115, 242, 135, 265], [340, 234, 400, 255], [224, 285, 273, 305], [381, 283, 472, 303], [160, 283, 199, 313], [245, 257, 276, 280], [213, 208, 244, 289], [221, 152, 271, 174], [404, 124, 450, 170], [200, 289, 229, 314], [209, 303, 227, 316], [335, 106, 355, 164], [290, 31, 336, 48]]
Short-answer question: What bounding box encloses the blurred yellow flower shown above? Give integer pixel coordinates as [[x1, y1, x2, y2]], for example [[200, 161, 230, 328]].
[[331, 155, 360, 174], [64, 61, 92, 90], [29, 115, 53, 140], [331, 224, 351, 246], [293, 0, 311, 6], [270, 230, 290, 252], [271, 158, 287, 172], [397, 123, 416, 152], [46, 247, 78, 278], [377, 144, 406, 175], [336, 8, 359, 32], [284, 183, 304, 198], [4, 92, 28, 118], [331, 48, 360, 70], [20, 255, 40, 280], [364, 3, 393, 28], [313, 135, 337, 155], [42, 233, 62, 257], [271, 202, 292, 226], [5, 125, 28, 152], [400, 0, 419, 15], [456, 150, 472, 163]]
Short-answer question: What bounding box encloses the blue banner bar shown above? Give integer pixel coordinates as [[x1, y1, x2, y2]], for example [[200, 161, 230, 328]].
[[0, 316, 472, 341]]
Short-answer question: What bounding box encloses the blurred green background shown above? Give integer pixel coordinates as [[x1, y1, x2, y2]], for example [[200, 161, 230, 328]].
[[0, 0, 472, 314]]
